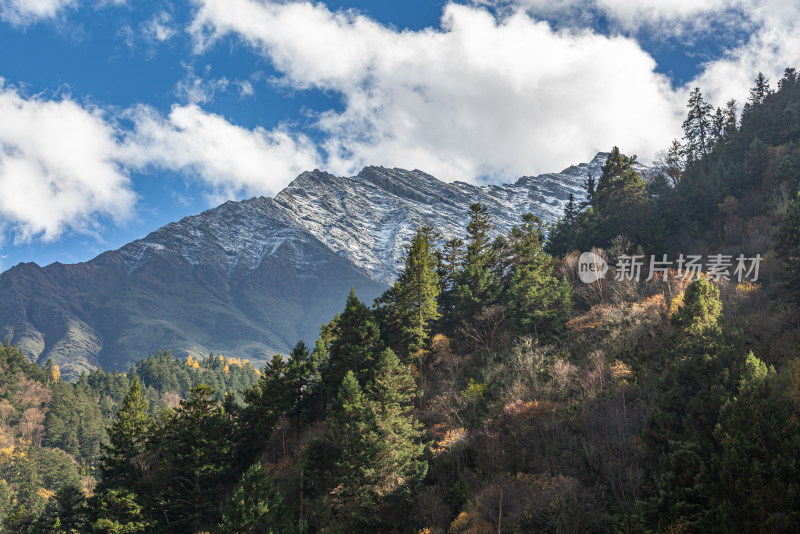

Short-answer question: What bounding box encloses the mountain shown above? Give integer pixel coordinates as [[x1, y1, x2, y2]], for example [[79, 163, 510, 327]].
[[0, 152, 626, 380]]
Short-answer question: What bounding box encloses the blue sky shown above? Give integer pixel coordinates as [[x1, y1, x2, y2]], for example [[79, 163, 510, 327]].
[[0, 0, 797, 271]]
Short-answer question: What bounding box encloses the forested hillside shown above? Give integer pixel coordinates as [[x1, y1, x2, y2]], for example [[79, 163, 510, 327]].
[[0, 346, 258, 531], [1, 67, 799, 533]]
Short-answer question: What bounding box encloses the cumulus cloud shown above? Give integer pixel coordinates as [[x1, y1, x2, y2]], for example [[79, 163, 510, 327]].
[[0, 82, 320, 245], [189, 0, 685, 180], [484, 0, 800, 105], [120, 104, 322, 201], [0, 82, 136, 243], [690, 0, 800, 107]]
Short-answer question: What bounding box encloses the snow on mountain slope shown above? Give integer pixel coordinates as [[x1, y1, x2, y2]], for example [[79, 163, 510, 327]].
[[119, 152, 617, 285]]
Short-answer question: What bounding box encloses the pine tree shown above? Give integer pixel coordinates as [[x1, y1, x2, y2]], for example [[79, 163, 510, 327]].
[[437, 237, 465, 329], [505, 214, 573, 338], [582, 173, 597, 209], [456, 203, 500, 318], [593, 147, 650, 245], [156, 384, 232, 532], [723, 99, 738, 139], [367, 348, 427, 498], [747, 72, 772, 107], [327, 371, 380, 525], [99, 379, 152, 492], [645, 279, 746, 530], [35, 483, 87, 533], [378, 228, 441, 358], [218, 464, 287, 534], [325, 288, 381, 392], [682, 87, 714, 164], [89, 488, 149, 533]]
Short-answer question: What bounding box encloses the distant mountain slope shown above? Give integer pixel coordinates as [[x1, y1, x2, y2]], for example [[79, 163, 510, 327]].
[[0, 152, 623, 380]]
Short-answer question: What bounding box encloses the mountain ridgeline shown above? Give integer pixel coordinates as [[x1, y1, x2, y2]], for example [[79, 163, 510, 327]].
[[0, 154, 622, 380]]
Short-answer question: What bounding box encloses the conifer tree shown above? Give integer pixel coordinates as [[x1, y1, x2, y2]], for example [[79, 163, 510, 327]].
[[437, 237, 465, 328], [99, 379, 152, 492], [645, 279, 745, 530], [377, 227, 441, 358], [367, 349, 427, 498], [327, 371, 379, 525], [89, 488, 149, 534], [456, 203, 500, 318], [325, 288, 381, 391], [682, 88, 714, 164], [723, 99, 738, 139], [156, 384, 232, 532], [748, 72, 771, 107], [505, 214, 573, 337], [218, 464, 287, 534]]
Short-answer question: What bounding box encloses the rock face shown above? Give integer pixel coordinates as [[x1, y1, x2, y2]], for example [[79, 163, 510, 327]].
[[0, 152, 626, 380]]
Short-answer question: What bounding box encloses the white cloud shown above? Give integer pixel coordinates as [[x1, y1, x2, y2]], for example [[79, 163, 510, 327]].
[[0, 0, 124, 27], [175, 65, 230, 104], [120, 104, 322, 200], [481, 0, 800, 106], [0, 81, 321, 246], [0, 0, 79, 26], [690, 0, 800, 107], [141, 11, 177, 45], [0, 82, 136, 243], [190, 0, 684, 180]]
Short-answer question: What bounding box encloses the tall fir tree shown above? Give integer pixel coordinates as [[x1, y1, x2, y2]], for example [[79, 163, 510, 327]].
[[377, 227, 442, 359], [367, 348, 427, 499], [155, 384, 233, 532], [98, 379, 152, 493], [325, 288, 381, 393], [326, 371, 380, 528], [505, 214, 573, 338], [437, 237, 465, 329], [456, 203, 500, 319], [682, 87, 714, 164]]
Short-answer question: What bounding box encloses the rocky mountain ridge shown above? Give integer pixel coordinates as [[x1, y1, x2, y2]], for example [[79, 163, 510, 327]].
[[0, 152, 630, 379]]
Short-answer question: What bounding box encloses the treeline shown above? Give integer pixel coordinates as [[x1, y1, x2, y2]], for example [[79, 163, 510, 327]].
[[2, 67, 800, 534]]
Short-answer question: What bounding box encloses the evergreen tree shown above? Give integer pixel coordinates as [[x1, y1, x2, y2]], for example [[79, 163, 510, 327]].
[[35, 483, 87, 534], [218, 464, 287, 534], [748, 71, 772, 107], [778, 67, 798, 91], [437, 237, 465, 329], [645, 280, 745, 530], [367, 349, 427, 500], [99, 379, 152, 492], [583, 173, 597, 208], [326, 371, 379, 527], [723, 99, 738, 139], [683, 87, 714, 164], [89, 489, 149, 534], [505, 214, 573, 338], [774, 193, 800, 301], [155, 384, 232, 532], [706, 354, 800, 532], [377, 227, 441, 358], [325, 288, 381, 392], [456, 203, 500, 318]]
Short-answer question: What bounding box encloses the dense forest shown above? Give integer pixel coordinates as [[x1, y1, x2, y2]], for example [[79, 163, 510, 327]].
[[1, 67, 800, 533]]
